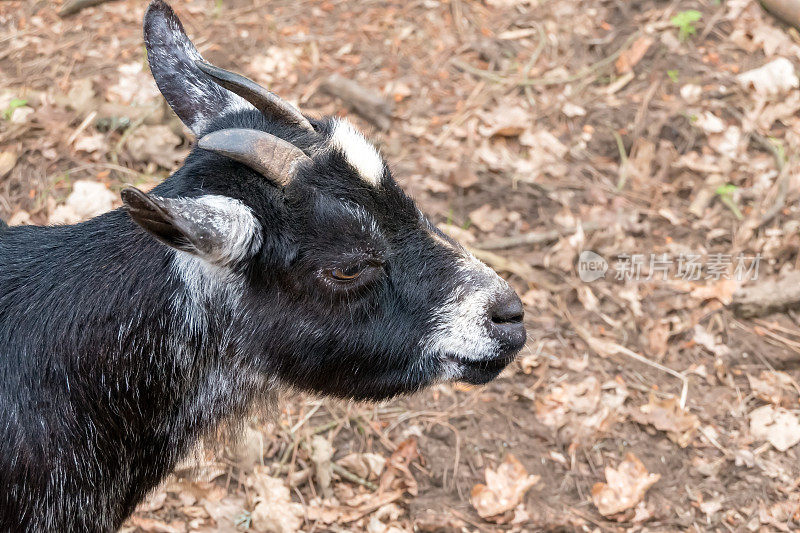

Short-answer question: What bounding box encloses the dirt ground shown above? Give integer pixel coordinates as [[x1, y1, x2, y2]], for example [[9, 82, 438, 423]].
[[2, 0, 800, 531]]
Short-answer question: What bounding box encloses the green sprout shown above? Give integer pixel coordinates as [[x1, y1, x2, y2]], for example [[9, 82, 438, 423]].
[[3, 98, 27, 120], [667, 69, 679, 82], [715, 184, 743, 220], [670, 10, 702, 41]]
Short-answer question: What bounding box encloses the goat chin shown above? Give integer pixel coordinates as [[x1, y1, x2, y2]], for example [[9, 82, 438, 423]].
[[0, 1, 525, 530]]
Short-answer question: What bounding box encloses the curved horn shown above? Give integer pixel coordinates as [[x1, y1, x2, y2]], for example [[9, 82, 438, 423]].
[[195, 60, 315, 133], [198, 128, 312, 187]]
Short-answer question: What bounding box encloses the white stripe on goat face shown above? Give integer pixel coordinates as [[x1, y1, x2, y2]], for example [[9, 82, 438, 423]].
[[421, 237, 511, 362], [329, 118, 385, 186]]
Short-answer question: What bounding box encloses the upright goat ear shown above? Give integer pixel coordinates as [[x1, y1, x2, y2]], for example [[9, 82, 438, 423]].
[[143, 0, 250, 133], [122, 187, 261, 265]]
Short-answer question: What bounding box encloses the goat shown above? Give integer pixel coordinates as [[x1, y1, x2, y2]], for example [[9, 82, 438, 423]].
[[0, 1, 525, 530]]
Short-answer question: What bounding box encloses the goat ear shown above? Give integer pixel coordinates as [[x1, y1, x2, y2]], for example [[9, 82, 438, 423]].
[[143, 0, 249, 133], [122, 187, 260, 264]]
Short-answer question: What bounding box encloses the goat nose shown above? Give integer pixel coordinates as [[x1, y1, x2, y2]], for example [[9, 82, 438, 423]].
[[490, 291, 524, 326]]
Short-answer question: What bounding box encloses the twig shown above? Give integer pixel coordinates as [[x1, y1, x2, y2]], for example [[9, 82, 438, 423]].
[[110, 105, 159, 167], [730, 271, 800, 318], [517, 32, 642, 87], [450, 59, 507, 83], [289, 402, 323, 434], [452, 31, 640, 90], [66, 111, 98, 147], [474, 221, 603, 250], [59, 0, 118, 17], [612, 129, 629, 190], [330, 463, 378, 491], [724, 104, 790, 228], [563, 304, 689, 407], [760, 0, 800, 30], [320, 75, 393, 131]]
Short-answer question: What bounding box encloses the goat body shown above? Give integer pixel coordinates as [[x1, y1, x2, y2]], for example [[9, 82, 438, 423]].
[[0, 2, 525, 530]]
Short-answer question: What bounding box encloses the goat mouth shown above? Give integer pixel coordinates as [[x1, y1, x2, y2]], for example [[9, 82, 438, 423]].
[[445, 353, 516, 384]]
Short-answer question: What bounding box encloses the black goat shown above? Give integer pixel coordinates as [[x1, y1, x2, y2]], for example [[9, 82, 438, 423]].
[[0, 1, 525, 530]]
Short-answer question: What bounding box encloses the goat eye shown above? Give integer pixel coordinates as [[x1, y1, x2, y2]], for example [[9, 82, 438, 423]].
[[330, 262, 368, 281]]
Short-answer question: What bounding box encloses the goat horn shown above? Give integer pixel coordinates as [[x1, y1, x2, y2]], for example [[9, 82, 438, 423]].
[[195, 60, 315, 133], [198, 128, 312, 187]]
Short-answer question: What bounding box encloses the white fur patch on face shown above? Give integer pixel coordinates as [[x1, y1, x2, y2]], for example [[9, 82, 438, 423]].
[[421, 251, 511, 362], [330, 118, 384, 186]]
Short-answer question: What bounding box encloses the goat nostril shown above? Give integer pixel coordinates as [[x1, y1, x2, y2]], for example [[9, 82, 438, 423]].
[[490, 293, 524, 325]]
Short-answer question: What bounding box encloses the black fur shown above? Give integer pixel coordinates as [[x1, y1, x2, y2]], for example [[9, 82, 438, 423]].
[[0, 2, 525, 530]]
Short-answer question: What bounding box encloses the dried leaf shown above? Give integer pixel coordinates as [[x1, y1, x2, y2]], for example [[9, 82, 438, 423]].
[[107, 62, 160, 106], [535, 377, 628, 438], [615, 36, 653, 74], [690, 279, 740, 305], [439, 223, 475, 245], [379, 438, 419, 496], [229, 426, 265, 470], [468, 204, 507, 232], [125, 125, 186, 169], [49, 180, 116, 225], [311, 435, 334, 497], [0, 151, 17, 178], [125, 516, 184, 533], [478, 105, 530, 137], [748, 371, 795, 405], [248, 467, 304, 533], [750, 405, 800, 452], [630, 395, 700, 447], [737, 58, 799, 96], [470, 454, 539, 523], [591, 453, 660, 517], [337, 452, 386, 480], [74, 132, 108, 154]]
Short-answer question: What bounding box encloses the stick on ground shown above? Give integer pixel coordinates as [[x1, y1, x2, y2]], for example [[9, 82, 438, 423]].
[[731, 271, 800, 318], [59, 0, 118, 17]]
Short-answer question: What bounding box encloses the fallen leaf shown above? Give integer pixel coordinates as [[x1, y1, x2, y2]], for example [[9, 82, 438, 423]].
[[202, 495, 246, 531], [692, 325, 731, 358], [248, 467, 304, 533], [750, 405, 800, 452], [311, 435, 334, 497], [379, 437, 419, 496], [249, 47, 300, 86], [616, 36, 654, 73], [439, 223, 475, 245], [8, 211, 30, 226], [562, 102, 586, 117], [748, 371, 795, 405], [49, 180, 117, 225], [468, 204, 507, 232], [0, 151, 17, 178], [107, 62, 160, 106], [125, 125, 186, 169], [737, 57, 799, 96], [629, 395, 700, 447], [337, 452, 386, 480], [228, 425, 265, 470], [74, 132, 107, 154], [694, 111, 726, 134], [478, 105, 531, 137], [690, 279, 740, 305], [136, 489, 167, 513], [125, 516, 184, 533], [591, 453, 660, 517], [470, 454, 539, 523]]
